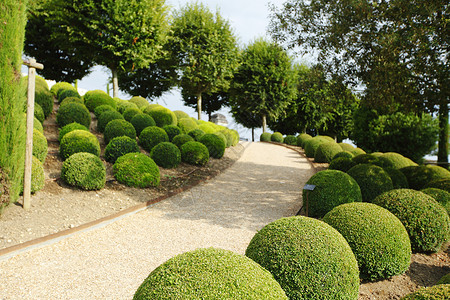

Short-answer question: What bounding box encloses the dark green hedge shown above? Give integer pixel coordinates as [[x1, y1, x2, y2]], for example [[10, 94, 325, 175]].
[[328, 157, 357, 173], [163, 125, 181, 142], [284, 135, 297, 145], [33, 129, 48, 163], [421, 188, 450, 215], [188, 128, 205, 141], [172, 134, 194, 149], [271, 132, 284, 143], [84, 89, 116, 112], [260, 132, 271, 142]]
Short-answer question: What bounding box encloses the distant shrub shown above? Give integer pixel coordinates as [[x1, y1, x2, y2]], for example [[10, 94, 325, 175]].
[[33, 129, 48, 163], [304, 136, 330, 158], [60, 96, 83, 107], [58, 89, 81, 103], [123, 107, 141, 122], [96, 110, 124, 133], [351, 147, 366, 156], [297, 133, 312, 147], [229, 129, 240, 146], [220, 130, 234, 148], [104, 119, 136, 145], [163, 125, 181, 142], [181, 141, 209, 166], [200, 133, 226, 159], [245, 216, 359, 300], [400, 165, 450, 190], [50, 82, 75, 96], [60, 130, 100, 160], [283, 135, 297, 146], [425, 178, 450, 193], [35, 87, 54, 118], [421, 188, 450, 215], [129, 96, 148, 109], [84, 90, 115, 112], [55, 84, 77, 100], [328, 157, 357, 173], [93, 104, 115, 119], [145, 106, 177, 127], [178, 118, 198, 134], [113, 153, 160, 188], [139, 126, 169, 152], [130, 113, 156, 136], [400, 284, 450, 299], [30, 156, 44, 193], [188, 128, 205, 141], [347, 164, 393, 202], [198, 123, 215, 134], [333, 151, 354, 160], [323, 202, 411, 281], [271, 132, 284, 143], [117, 100, 139, 114], [104, 136, 140, 163], [56, 102, 91, 129], [315, 142, 343, 163], [34, 103, 45, 123], [379, 152, 418, 169], [173, 110, 190, 120], [172, 134, 194, 149], [352, 154, 380, 165], [260, 132, 271, 142], [150, 142, 181, 169], [61, 152, 106, 190], [339, 142, 355, 152], [373, 189, 450, 253], [58, 122, 89, 142], [384, 167, 409, 189]]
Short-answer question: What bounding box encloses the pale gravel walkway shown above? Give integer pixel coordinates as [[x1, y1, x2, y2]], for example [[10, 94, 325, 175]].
[[0, 142, 315, 299]]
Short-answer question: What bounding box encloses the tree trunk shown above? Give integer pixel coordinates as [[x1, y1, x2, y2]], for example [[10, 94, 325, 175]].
[[197, 93, 202, 120], [438, 102, 449, 168], [262, 114, 267, 133], [111, 67, 119, 98], [252, 128, 255, 142]]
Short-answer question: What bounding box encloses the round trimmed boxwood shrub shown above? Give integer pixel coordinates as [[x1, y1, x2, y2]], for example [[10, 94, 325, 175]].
[[123, 107, 141, 122], [379, 152, 417, 169], [373, 189, 450, 253], [96, 110, 124, 133], [172, 134, 194, 149], [130, 113, 156, 136], [58, 122, 89, 142], [104, 136, 140, 163], [173, 110, 190, 120], [245, 216, 360, 300], [93, 104, 115, 118], [339, 142, 355, 152], [129, 96, 148, 109], [178, 117, 198, 134], [50, 82, 75, 96], [304, 136, 329, 158], [213, 132, 228, 148], [34, 75, 49, 90], [351, 147, 366, 156], [260, 132, 272, 142], [145, 106, 177, 127], [30, 155, 44, 193], [425, 178, 450, 193], [33, 129, 48, 163], [315, 142, 343, 163], [198, 123, 215, 134], [162, 125, 181, 142], [347, 164, 394, 202], [352, 153, 380, 165], [60, 130, 100, 160], [400, 284, 450, 300], [284, 135, 297, 146], [333, 151, 354, 160], [134, 247, 287, 300], [34, 117, 44, 133], [61, 152, 106, 190], [34, 103, 45, 123], [421, 188, 450, 215], [220, 130, 234, 148], [384, 167, 409, 189], [104, 119, 136, 145], [271, 132, 284, 143], [188, 128, 205, 141], [150, 142, 181, 168], [60, 96, 84, 107], [400, 165, 450, 190], [199, 133, 226, 159], [139, 126, 169, 152], [328, 157, 357, 173], [113, 153, 160, 188], [181, 141, 209, 166], [117, 100, 139, 114], [56, 102, 91, 129], [83, 89, 115, 112], [303, 169, 362, 218], [297, 133, 312, 147], [35, 88, 53, 118], [58, 89, 81, 103], [323, 202, 411, 281], [437, 273, 450, 284]]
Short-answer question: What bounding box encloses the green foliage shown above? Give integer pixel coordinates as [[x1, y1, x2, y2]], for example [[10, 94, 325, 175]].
[[145, 106, 177, 127], [50, 82, 76, 96], [284, 135, 297, 146], [384, 168, 409, 189], [213, 132, 228, 148], [421, 188, 450, 215], [199, 134, 226, 159], [162, 125, 181, 142], [297, 133, 312, 147], [172, 134, 194, 149], [96, 110, 124, 133], [60, 130, 100, 160], [352, 154, 380, 165], [130, 113, 156, 136], [198, 123, 215, 134], [351, 147, 366, 156], [437, 274, 450, 285], [61, 152, 105, 190], [56, 102, 91, 129], [260, 132, 272, 142], [401, 284, 450, 300], [303, 136, 330, 158], [220, 130, 234, 148], [333, 151, 354, 160], [103, 119, 136, 145], [425, 179, 450, 193], [379, 152, 418, 169], [373, 189, 450, 253], [173, 110, 190, 120], [34, 76, 49, 90], [34, 117, 44, 133], [104, 136, 140, 163], [129, 96, 149, 109], [401, 165, 450, 190], [347, 164, 394, 202], [58, 89, 81, 103], [33, 129, 48, 163], [35, 87, 54, 118], [83, 90, 116, 112], [271, 132, 284, 143], [123, 107, 142, 122], [339, 143, 355, 152], [34, 103, 45, 123], [323, 202, 411, 281], [329, 157, 357, 173], [58, 122, 89, 142], [181, 141, 209, 166], [60, 96, 84, 107], [178, 118, 198, 134], [93, 104, 115, 119], [113, 153, 160, 188], [150, 142, 181, 169], [134, 247, 287, 300], [30, 156, 45, 194], [117, 100, 139, 114], [188, 129, 205, 141], [245, 216, 359, 300], [315, 142, 343, 163], [304, 170, 362, 218], [139, 126, 169, 152]]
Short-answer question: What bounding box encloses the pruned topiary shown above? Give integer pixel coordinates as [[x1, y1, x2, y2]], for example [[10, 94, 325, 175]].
[[123, 107, 142, 122], [139, 126, 169, 152], [199, 133, 226, 159], [260, 132, 271, 142], [145, 106, 177, 127], [188, 128, 205, 141], [61, 152, 106, 190], [383, 167, 409, 189], [421, 188, 450, 215], [34, 103, 44, 123], [104, 136, 140, 163], [113, 153, 160, 188], [347, 164, 393, 202], [50, 82, 75, 97], [58, 89, 81, 103], [351, 147, 366, 156], [129, 96, 148, 109], [283, 135, 297, 146], [83, 89, 116, 112], [400, 165, 450, 190], [271, 132, 284, 143], [424, 178, 450, 193], [34, 117, 44, 133], [162, 125, 181, 142], [103, 119, 136, 145], [178, 117, 198, 134], [329, 157, 357, 173], [303, 136, 330, 158], [60, 96, 84, 107], [173, 110, 190, 120], [116, 100, 139, 114], [172, 134, 194, 149], [150, 142, 181, 169], [130, 113, 156, 136], [339, 142, 355, 152], [333, 151, 354, 160], [30, 155, 44, 193], [93, 104, 115, 119], [33, 129, 48, 163], [58, 122, 89, 142], [400, 284, 450, 300], [96, 110, 124, 133], [181, 141, 209, 166], [378, 152, 417, 169], [352, 154, 380, 165], [60, 130, 100, 160], [56, 102, 91, 129], [315, 142, 343, 163], [297, 133, 312, 148]]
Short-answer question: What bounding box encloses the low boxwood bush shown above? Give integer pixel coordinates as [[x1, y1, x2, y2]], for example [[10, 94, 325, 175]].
[[333, 151, 354, 160], [139, 126, 169, 152], [61, 152, 106, 190], [304, 136, 330, 158], [328, 157, 357, 172], [245, 216, 359, 300], [130, 113, 156, 136], [347, 164, 393, 202], [351, 147, 366, 156], [181, 141, 209, 166], [315, 142, 343, 163], [284, 135, 297, 146], [34, 75, 49, 90], [213, 132, 228, 148], [34, 117, 44, 133], [123, 107, 141, 122], [173, 110, 190, 120], [30, 155, 44, 193], [172, 134, 194, 149], [199, 133, 226, 159], [134, 248, 287, 300], [178, 117, 198, 134], [373, 189, 450, 253], [271, 132, 284, 143], [260, 132, 271, 142], [117, 100, 139, 114], [188, 128, 205, 141], [113, 153, 160, 188], [60, 130, 100, 160], [58, 122, 89, 142], [56, 102, 91, 129], [34, 103, 45, 123], [93, 104, 115, 119], [83, 89, 115, 112], [129, 96, 149, 109], [437, 273, 450, 284], [339, 142, 355, 152], [60, 96, 84, 107], [303, 169, 362, 218], [162, 125, 181, 142], [33, 129, 48, 163], [323, 202, 411, 281], [425, 178, 450, 193], [220, 130, 234, 148], [35, 87, 53, 118], [198, 123, 215, 134], [104, 136, 140, 163], [297, 133, 312, 147], [379, 152, 418, 169], [150, 142, 181, 169], [58, 89, 81, 103], [104, 119, 136, 145], [384, 167, 409, 189], [401, 284, 450, 299], [400, 165, 450, 190], [145, 106, 177, 127], [352, 154, 380, 165], [230, 129, 240, 146], [50, 82, 75, 96], [421, 188, 450, 215], [96, 110, 124, 133]]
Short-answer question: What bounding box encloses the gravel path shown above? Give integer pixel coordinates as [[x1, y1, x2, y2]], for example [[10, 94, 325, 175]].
[[0, 142, 315, 299]]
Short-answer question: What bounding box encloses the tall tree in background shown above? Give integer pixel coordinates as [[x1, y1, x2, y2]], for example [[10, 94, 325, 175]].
[[270, 0, 449, 164], [169, 2, 239, 120], [181, 90, 229, 120], [229, 38, 297, 133]]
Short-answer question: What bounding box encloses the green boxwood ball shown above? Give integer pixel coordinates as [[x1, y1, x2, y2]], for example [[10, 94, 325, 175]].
[[60, 96, 84, 107], [188, 128, 205, 141], [351, 147, 366, 156], [198, 123, 215, 134], [303, 136, 329, 158], [134, 248, 287, 300], [323, 202, 411, 281], [104, 119, 136, 145], [93, 104, 115, 119], [271, 132, 284, 143], [58, 122, 89, 142], [373, 189, 450, 253], [31, 155, 45, 193], [61, 152, 106, 190], [181, 141, 209, 166], [245, 216, 360, 300], [150, 142, 181, 169], [129, 96, 148, 109], [139, 126, 169, 152], [145, 106, 177, 127], [50, 82, 75, 96], [339, 142, 355, 152], [213, 132, 228, 148], [329, 157, 357, 172], [123, 107, 141, 122], [421, 188, 450, 215], [199, 133, 226, 159], [333, 151, 354, 160], [347, 164, 393, 202], [97, 110, 124, 133], [284, 135, 297, 146], [315, 142, 343, 163], [33, 129, 48, 163], [60, 130, 100, 160], [35, 88, 54, 118], [297, 133, 312, 148], [56, 102, 91, 129], [104, 136, 140, 163], [117, 100, 139, 114], [379, 152, 418, 169], [58, 89, 81, 103], [400, 165, 450, 190], [130, 113, 156, 136], [113, 153, 160, 188], [173, 110, 190, 120], [34, 75, 49, 90], [220, 130, 234, 148], [178, 117, 199, 134], [260, 132, 272, 142], [162, 125, 181, 142], [437, 273, 450, 285], [34, 103, 45, 123], [384, 167, 409, 189], [34, 117, 44, 133], [352, 153, 380, 165], [83, 89, 115, 112], [172, 134, 194, 149], [303, 169, 362, 218], [400, 284, 450, 300], [425, 178, 450, 193]]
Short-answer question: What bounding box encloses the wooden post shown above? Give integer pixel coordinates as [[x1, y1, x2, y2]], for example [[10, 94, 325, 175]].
[[22, 59, 44, 210]]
